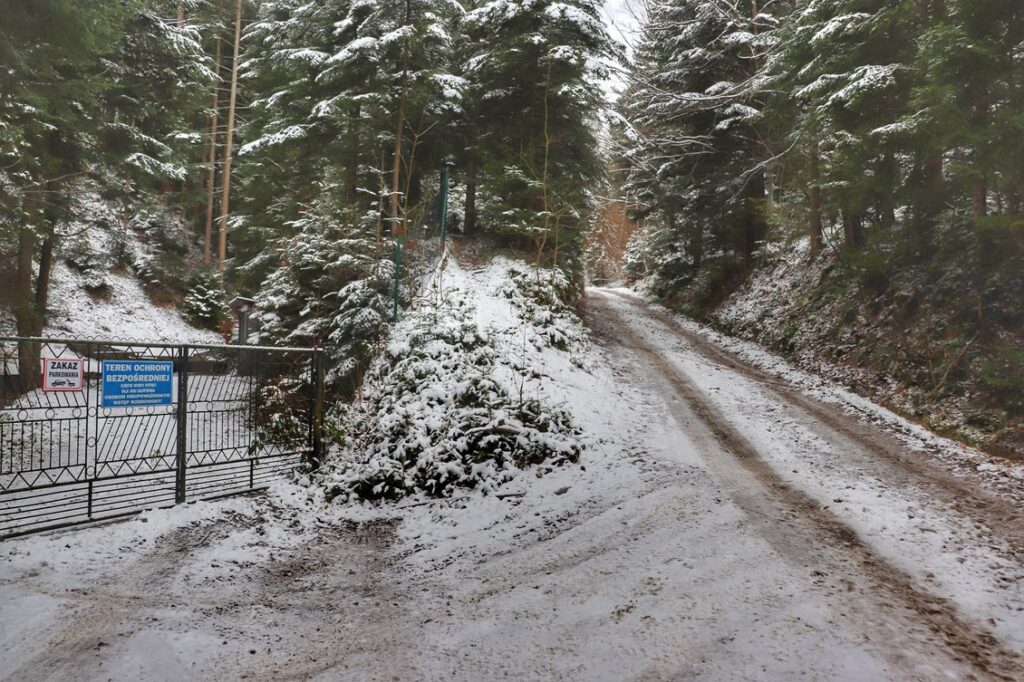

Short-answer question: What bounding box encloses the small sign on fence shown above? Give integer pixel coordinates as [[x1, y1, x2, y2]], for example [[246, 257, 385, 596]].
[[101, 360, 174, 408], [42, 358, 84, 393]]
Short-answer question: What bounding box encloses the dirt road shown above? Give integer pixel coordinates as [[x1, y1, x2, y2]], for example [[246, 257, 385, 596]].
[[584, 288, 1024, 680], [2, 284, 1022, 681]]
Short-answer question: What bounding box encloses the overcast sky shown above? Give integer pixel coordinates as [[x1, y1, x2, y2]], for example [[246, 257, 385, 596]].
[[602, 0, 643, 53], [600, 0, 643, 100]]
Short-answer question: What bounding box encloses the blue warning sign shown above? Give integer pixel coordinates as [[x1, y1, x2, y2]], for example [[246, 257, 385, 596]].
[[101, 360, 174, 408]]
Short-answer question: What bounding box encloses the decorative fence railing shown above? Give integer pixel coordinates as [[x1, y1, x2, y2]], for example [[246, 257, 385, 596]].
[[0, 337, 324, 539]]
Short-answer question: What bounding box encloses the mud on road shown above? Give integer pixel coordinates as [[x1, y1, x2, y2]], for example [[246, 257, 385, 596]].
[[587, 289, 1024, 681], [3, 287, 1023, 682]]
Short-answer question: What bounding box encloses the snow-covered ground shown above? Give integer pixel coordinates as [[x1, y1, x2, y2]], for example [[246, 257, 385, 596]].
[[1, 261, 219, 345], [1, 257, 1021, 680]]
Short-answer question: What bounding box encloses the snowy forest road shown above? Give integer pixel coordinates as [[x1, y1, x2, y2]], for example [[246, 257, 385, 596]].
[[4, 274, 1024, 682], [585, 288, 1024, 680]]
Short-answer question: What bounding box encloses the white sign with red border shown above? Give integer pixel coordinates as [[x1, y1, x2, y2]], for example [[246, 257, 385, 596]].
[[42, 357, 85, 393]]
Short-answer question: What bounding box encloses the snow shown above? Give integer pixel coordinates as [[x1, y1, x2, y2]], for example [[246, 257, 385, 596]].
[[323, 255, 586, 500], [1, 256, 1022, 679], [599, 288, 1024, 648], [35, 262, 219, 345], [826, 64, 903, 107], [810, 13, 871, 46]]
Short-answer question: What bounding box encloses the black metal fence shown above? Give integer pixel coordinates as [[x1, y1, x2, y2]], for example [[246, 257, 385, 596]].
[[0, 337, 325, 539]]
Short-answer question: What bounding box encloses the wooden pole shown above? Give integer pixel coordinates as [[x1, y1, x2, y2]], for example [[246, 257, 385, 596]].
[[218, 0, 243, 270], [203, 36, 222, 265]]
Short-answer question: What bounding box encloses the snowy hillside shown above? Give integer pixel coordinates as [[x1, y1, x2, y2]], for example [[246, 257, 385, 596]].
[[323, 253, 590, 500], [705, 239, 1024, 461], [1, 261, 220, 345]]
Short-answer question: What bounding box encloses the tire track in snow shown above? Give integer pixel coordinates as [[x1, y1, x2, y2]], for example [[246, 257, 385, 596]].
[[604, 288, 1024, 559], [587, 290, 1024, 681], [5, 516, 241, 682]]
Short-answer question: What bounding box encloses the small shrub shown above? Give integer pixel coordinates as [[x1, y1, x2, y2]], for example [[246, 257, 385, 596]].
[[323, 297, 582, 502], [182, 271, 227, 330], [64, 232, 111, 293]]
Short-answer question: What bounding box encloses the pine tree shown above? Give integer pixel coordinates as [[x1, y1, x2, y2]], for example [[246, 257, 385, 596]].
[[0, 0, 127, 385], [463, 0, 615, 267], [619, 0, 781, 286]]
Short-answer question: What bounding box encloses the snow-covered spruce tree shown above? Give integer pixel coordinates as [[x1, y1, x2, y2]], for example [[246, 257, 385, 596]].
[[909, 0, 1024, 245], [618, 0, 784, 295], [231, 0, 463, 288], [102, 1, 212, 190], [253, 198, 394, 397], [462, 0, 615, 271], [183, 269, 228, 330], [776, 1, 920, 253], [1, 0, 215, 381], [324, 282, 583, 502]]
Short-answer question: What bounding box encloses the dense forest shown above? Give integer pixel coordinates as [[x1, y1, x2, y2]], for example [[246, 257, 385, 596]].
[[1, 0, 1021, 454], [614, 0, 1024, 456], [0, 0, 612, 394]]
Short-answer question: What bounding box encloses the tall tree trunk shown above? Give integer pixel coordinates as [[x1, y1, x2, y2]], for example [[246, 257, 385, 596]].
[[389, 0, 411, 237], [343, 105, 359, 202], [465, 171, 477, 236], [15, 228, 40, 390], [35, 230, 54, 321], [389, 91, 406, 236], [879, 153, 897, 229], [743, 172, 767, 266], [843, 210, 864, 249], [912, 151, 943, 245], [217, 0, 243, 270], [204, 36, 222, 265], [913, 0, 946, 248], [971, 176, 988, 238], [691, 223, 703, 268], [808, 136, 824, 258]]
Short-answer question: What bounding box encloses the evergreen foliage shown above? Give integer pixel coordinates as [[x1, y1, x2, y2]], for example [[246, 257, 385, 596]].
[[1, 0, 613, 401], [619, 0, 1024, 290]]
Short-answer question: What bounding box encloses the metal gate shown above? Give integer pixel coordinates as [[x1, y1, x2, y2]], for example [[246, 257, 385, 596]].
[[0, 337, 325, 539]]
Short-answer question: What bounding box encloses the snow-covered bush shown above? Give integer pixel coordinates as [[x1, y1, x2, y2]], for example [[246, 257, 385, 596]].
[[323, 292, 582, 502], [182, 271, 227, 330], [248, 379, 312, 458], [500, 262, 588, 354], [127, 204, 192, 297], [63, 231, 112, 293]]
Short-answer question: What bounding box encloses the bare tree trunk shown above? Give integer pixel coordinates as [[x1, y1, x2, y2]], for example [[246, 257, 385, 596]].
[[15, 227, 40, 390], [204, 36, 222, 265], [843, 210, 864, 249], [691, 223, 703, 268], [808, 137, 824, 258], [743, 172, 767, 266], [35, 230, 54, 320], [217, 0, 243, 270], [465, 172, 477, 236], [971, 176, 988, 236], [879, 153, 896, 229], [390, 85, 408, 236], [344, 105, 359, 202], [389, 93, 406, 236], [389, 0, 411, 237]]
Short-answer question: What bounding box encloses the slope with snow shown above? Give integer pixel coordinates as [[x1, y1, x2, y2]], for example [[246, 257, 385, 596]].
[[0, 256, 1021, 681]]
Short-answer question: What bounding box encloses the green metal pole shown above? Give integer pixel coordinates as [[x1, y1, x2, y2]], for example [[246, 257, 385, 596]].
[[439, 163, 451, 245], [392, 240, 402, 322]]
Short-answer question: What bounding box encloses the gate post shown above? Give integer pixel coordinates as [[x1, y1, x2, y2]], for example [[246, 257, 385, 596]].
[[309, 348, 326, 469], [175, 345, 189, 504]]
